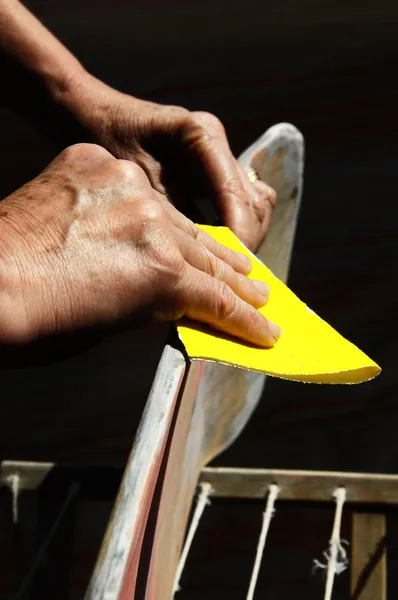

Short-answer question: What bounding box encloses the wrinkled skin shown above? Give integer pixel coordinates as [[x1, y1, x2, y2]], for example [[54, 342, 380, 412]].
[[0, 144, 280, 346], [67, 76, 277, 251]]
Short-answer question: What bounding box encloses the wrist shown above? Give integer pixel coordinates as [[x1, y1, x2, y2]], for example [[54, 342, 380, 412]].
[[45, 60, 91, 111], [53, 71, 107, 129], [51, 70, 139, 133]]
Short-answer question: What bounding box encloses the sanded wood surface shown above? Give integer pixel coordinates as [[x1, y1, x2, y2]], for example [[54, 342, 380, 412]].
[[85, 345, 185, 600]]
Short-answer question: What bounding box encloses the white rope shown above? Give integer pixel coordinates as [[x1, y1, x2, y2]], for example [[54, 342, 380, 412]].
[[246, 483, 280, 600], [173, 482, 213, 596], [313, 487, 348, 600], [6, 473, 20, 524]]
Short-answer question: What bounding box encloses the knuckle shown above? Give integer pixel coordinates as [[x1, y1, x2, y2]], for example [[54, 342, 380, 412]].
[[247, 305, 261, 332], [127, 199, 164, 244], [167, 105, 189, 119], [214, 241, 228, 261], [205, 249, 222, 279], [153, 249, 185, 292], [136, 237, 185, 311], [167, 254, 186, 284], [186, 219, 199, 238], [137, 198, 164, 224], [216, 281, 237, 320], [60, 143, 110, 163], [256, 182, 277, 207], [113, 159, 145, 181], [191, 111, 225, 135], [134, 207, 183, 282], [222, 176, 244, 198], [236, 272, 251, 296]]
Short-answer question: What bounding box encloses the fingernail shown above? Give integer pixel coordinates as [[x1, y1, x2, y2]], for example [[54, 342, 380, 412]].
[[252, 280, 270, 298], [268, 320, 282, 341]]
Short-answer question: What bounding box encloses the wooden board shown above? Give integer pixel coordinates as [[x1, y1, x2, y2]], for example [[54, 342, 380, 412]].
[[85, 345, 185, 600], [351, 512, 387, 600], [200, 467, 398, 505], [144, 124, 304, 599]]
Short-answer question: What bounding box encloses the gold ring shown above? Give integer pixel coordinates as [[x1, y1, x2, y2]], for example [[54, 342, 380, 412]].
[[246, 167, 260, 184]]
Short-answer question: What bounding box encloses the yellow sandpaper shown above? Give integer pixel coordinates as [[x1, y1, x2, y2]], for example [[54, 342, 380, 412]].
[[177, 225, 380, 384]]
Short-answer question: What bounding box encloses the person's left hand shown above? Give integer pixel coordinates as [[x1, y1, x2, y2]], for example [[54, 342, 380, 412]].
[[65, 75, 277, 252]]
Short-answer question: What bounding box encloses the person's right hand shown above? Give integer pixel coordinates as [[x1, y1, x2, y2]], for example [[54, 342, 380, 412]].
[[0, 144, 281, 346]]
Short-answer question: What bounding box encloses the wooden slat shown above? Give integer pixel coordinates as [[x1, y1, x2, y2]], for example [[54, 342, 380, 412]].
[[200, 467, 398, 504], [0, 461, 54, 491], [350, 513, 387, 600], [86, 344, 186, 600]]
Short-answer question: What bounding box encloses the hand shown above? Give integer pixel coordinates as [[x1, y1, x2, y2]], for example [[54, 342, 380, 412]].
[[0, 144, 281, 346], [64, 75, 277, 251]]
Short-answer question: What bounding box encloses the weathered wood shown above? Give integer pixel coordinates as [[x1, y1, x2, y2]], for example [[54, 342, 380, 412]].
[[0, 461, 54, 492], [144, 124, 304, 600], [239, 124, 303, 281], [200, 467, 398, 505], [350, 512, 387, 600], [85, 344, 185, 600]]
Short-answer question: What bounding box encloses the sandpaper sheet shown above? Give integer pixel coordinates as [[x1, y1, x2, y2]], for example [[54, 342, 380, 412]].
[[177, 226, 380, 384]]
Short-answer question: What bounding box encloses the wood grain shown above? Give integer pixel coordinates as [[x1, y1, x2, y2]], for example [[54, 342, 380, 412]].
[[200, 468, 398, 505], [351, 513, 387, 600], [85, 345, 185, 600]]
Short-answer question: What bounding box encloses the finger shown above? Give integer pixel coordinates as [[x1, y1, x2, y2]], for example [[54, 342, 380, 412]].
[[174, 226, 269, 308], [238, 163, 266, 219], [240, 165, 277, 241], [195, 226, 252, 274], [241, 165, 277, 238], [133, 149, 167, 195], [241, 165, 277, 212], [154, 190, 253, 274], [177, 264, 281, 347], [251, 178, 277, 208], [182, 112, 251, 232], [253, 181, 274, 238]]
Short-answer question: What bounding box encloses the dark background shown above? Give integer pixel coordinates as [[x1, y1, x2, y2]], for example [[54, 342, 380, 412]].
[[1, 0, 398, 598]]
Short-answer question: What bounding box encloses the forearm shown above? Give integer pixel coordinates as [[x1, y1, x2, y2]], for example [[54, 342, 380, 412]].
[[0, 0, 87, 102]]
